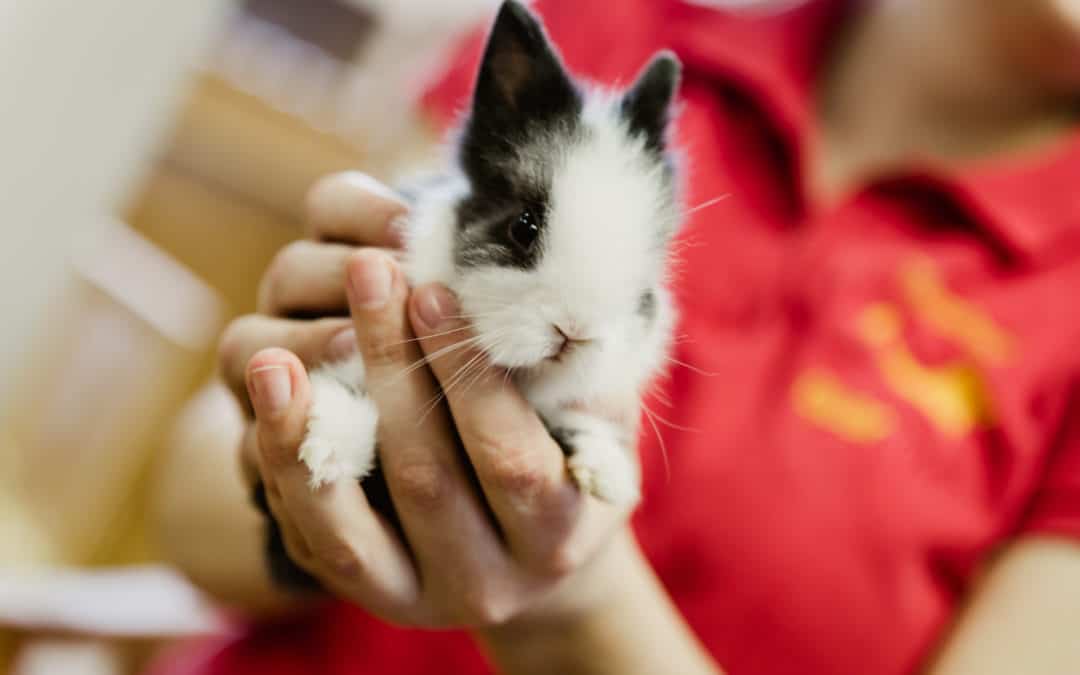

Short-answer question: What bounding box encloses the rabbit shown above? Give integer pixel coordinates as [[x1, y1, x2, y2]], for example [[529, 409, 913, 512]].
[[300, 0, 683, 508]]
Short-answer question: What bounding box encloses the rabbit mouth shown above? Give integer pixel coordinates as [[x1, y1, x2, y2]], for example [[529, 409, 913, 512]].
[[547, 324, 596, 363], [549, 342, 574, 363]]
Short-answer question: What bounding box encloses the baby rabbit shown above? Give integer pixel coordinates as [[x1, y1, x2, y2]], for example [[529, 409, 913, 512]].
[[302, 0, 683, 507]]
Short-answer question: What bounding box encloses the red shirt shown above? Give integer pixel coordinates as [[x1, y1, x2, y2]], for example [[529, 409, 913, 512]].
[[185, 2, 1080, 674]]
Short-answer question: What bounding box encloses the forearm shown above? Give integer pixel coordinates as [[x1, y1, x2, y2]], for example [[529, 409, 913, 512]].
[[926, 537, 1080, 675], [478, 532, 723, 675]]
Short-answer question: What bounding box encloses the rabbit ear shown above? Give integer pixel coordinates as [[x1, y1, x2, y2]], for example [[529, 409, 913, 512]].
[[466, 1, 580, 143], [620, 51, 682, 155]]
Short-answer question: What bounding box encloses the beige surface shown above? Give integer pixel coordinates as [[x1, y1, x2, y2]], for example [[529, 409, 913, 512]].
[[0, 0, 229, 403], [161, 74, 365, 223], [1, 66, 371, 675], [0, 17, 446, 662]]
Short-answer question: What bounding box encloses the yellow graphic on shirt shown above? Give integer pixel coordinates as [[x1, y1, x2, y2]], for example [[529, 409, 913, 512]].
[[856, 303, 994, 437], [900, 257, 1013, 366], [792, 258, 1010, 442], [792, 369, 896, 443]]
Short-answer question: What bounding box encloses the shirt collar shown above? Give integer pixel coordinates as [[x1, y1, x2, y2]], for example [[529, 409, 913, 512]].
[[664, 0, 1080, 264]]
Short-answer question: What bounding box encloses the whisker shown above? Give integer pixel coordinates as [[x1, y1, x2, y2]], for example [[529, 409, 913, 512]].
[[685, 194, 730, 215], [415, 350, 489, 424], [641, 403, 698, 433], [442, 310, 504, 320], [376, 336, 483, 389], [642, 405, 671, 485], [446, 351, 488, 394], [414, 391, 447, 426], [385, 323, 474, 348], [666, 356, 718, 377], [648, 387, 674, 408], [459, 360, 492, 398]]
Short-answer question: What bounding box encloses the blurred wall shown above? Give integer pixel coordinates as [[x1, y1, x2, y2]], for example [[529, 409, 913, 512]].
[[0, 2, 493, 673], [0, 0, 233, 407]]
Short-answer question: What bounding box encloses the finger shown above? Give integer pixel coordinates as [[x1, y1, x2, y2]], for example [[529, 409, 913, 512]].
[[255, 480, 324, 592], [306, 172, 409, 247], [257, 240, 354, 317], [257, 241, 406, 318], [220, 316, 353, 411], [246, 348, 419, 620], [343, 250, 514, 618], [409, 284, 594, 574]]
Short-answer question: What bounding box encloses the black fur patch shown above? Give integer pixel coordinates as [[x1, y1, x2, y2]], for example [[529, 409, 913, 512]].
[[452, 2, 681, 271], [620, 52, 681, 156], [454, 1, 582, 271], [638, 289, 657, 320], [456, 198, 554, 269]]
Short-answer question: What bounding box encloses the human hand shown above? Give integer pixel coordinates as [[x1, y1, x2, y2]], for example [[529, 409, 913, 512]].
[[221, 172, 637, 627], [218, 171, 409, 589]]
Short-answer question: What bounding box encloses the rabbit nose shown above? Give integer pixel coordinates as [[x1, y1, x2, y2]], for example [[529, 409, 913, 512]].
[[555, 322, 591, 344], [553, 323, 592, 358]]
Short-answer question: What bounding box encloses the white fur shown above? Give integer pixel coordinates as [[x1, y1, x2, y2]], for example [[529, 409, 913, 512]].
[[559, 409, 642, 505], [302, 93, 678, 506], [443, 97, 676, 408], [300, 356, 379, 488]]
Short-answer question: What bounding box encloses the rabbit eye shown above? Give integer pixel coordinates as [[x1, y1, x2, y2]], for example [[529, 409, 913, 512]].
[[507, 208, 540, 253]]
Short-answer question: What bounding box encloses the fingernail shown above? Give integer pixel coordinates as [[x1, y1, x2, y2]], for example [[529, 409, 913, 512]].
[[327, 328, 357, 361], [417, 285, 458, 331], [348, 251, 392, 311], [250, 365, 292, 415]]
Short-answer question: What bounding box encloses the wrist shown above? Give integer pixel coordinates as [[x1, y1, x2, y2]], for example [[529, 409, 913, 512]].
[[504, 526, 643, 622], [476, 529, 644, 670], [476, 530, 721, 675]]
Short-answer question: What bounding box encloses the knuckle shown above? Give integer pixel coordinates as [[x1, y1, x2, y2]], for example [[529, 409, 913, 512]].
[[289, 319, 336, 365], [258, 242, 304, 311], [360, 334, 409, 368], [540, 539, 587, 578], [482, 439, 550, 499], [393, 459, 449, 511], [303, 174, 346, 238], [309, 539, 364, 580], [254, 405, 302, 467], [218, 316, 256, 377], [281, 532, 311, 565], [259, 434, 295, 468], [459, 587, 517, 627]]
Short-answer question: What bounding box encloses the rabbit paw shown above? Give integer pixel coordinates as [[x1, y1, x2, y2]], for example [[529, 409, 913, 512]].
[[547, 413, 640, 508], [299, 356, 379, 488]]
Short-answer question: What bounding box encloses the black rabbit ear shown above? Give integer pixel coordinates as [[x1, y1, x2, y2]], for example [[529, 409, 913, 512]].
[[621, 51, 682, 154], [469, 1, 580, 132]]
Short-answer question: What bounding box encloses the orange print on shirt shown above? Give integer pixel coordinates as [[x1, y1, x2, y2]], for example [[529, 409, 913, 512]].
[[899, 257, 1013, 366], [792, 369, 897, 443], [793, 258, 1013, 442]]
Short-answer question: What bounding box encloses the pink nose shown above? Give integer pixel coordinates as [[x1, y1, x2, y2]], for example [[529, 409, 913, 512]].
[[555, 322, 590, 343], [553, 323, 592, 358]]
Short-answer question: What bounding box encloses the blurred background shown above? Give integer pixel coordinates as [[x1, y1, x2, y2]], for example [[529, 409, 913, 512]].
[[0, 1, 496, 672]]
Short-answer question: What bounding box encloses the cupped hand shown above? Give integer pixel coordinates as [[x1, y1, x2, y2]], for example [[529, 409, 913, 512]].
[[220, 172, 637, 628]]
